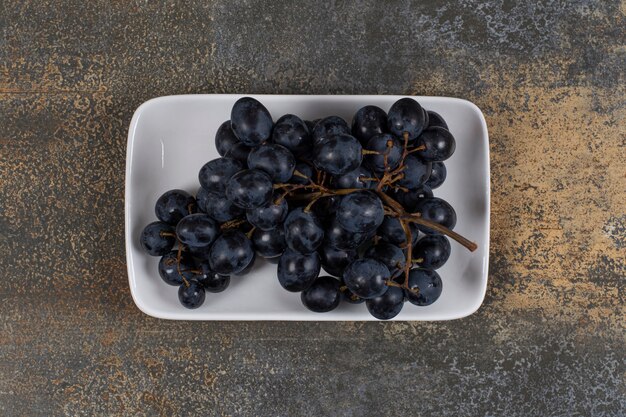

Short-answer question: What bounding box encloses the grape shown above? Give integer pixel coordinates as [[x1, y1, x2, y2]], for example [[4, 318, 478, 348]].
[[230, 97, 273, 147], [387, 98, 427, 141], [272, 114, 312, 157], [413, 197, 457, 234], [178, 282, 206, 309], [343, 258, 390, 299], [215, 120, 240, 156], [158, 251, 195, 286], [305, 119, 319, 132], [336, 191, 384, 234], [416, 127, 456, 162], [339, 280, 365, 304], [313, 134, 363, 176], [252, 227, 287, 258], [196, 187, 244, 223], [154, 189, 195, 225], [194, 260, 230, 293], [413, 235, 451, 270], [426, 110, 448, 130], [388, 186, 433, 212], [318, 244, 357, 277], [284, 207, 324, 254], [397, 155, 432, 190], [289, 162, 314, 185], [176, 214, 219, 248], [224, 142, 252, 163], [332, 166, 375, 189], [351, 105, 387, 145], [364, 134, 402, 173], [312, 116, 350, 145], [246, 194, 288, 230], [324, 216, 370, 250], [405, 269, 442, 306], [366, 286, 404, 320], [235, 251, 256, 275], [247, 143, 296, 183], [311, 196, 341, 225], [277, 249, 321, 292], [140, 221, 176, 256], [198, 157, 243, 195], [377, 216, 420, 246], [208, 230, 255, 275], [364, 242, 406, 275], [225, 169, 273, 210], [301, 276, 341, 313], [425, 162, 446, 189]]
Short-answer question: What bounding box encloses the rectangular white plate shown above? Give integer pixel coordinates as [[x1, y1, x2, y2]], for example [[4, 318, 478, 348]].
[[126, 94, 490, 320]]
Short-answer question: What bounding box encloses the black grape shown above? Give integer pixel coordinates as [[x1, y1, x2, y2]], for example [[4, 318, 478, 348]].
[[366, 286, 404, 320], [313, 134, 363, 176], [252, 228, 287, 258], [140, 221, 176, 256], [300, 276, 341, 313], [215, 120, 240, 156], [425, 162, 446, 189], [230, 97, 273, 147], [351, 105, 388, 145], [413, 235, 451, 270], [312, 116, 350, 145], [176, 214, 219, 248], [208, 230, 255, 275], [336, 191, 384, 233], [413, 197, 457, 234], [387, 98, 427, 141], [277, 249, 321, 292], [343, 258, 390, 299], [405, 269, 442, 306], [178, 282, 206, 309], [198, 157, 243, 195], [426, 111, 449, 130], [225, 169, 273, 210], [155, 189, 196, 225], [284, 207, 324, 254], [272, 114, 312, 157], [416, 127, 456, 162]]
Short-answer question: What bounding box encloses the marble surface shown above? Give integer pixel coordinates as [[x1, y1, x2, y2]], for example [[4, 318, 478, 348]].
[[1, 1, 624, 415]]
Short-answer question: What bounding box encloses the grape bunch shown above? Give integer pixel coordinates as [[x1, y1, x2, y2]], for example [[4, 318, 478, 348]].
[[139, 97, 477, 318]]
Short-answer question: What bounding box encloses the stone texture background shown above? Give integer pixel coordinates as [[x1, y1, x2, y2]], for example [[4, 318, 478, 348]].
[[1, 1, 625, 416]]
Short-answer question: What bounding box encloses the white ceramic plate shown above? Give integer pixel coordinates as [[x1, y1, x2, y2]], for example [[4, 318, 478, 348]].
[[126, 94, 490, 320]]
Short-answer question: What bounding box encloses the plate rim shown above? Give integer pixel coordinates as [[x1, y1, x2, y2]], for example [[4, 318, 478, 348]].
[[125, 94, 491, 321]]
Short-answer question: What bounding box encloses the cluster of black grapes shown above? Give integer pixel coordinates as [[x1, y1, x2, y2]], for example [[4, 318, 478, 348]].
[[140, 96, 461, 319]]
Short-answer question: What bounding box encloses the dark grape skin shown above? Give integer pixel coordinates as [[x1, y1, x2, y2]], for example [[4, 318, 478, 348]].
[[230, 97, 273, 147], [140, 221, 176, 256], [405, 269, 442, 306], [289, 162, 314, 185], [208, 230, 255, 275], [301, 276, 342, 313], [283, 207, 324, 254], [413, 235, 451, 270], [416, 127, 456, 162], [158, 251, 195, 286], [304, 119, 319, 132], [387, 98, 427, 141], [332, 166, 375, 189], [426, 111, 449, 130], [247, 143, 296, 183], [225, 169, 273, 210], [272, 114, 312, 158], [377, 216, 420, 246], [351, 105, 388, 145], [234, 251, 256, 276], [252, 227, 287, 258], [397, 155, 432, 190], [336, 191, 384, 234], [176, 214, 219, 248], [178, 281, 206, 309], [312, 196, 341, 226], [277, 249, 321, 292], [339, 280, 365, 304], [413, 197, 457, 234], [364, 242, 406, 275], [324, 217, 370, 250], [312, 116, 350, 145], [246, 194, 288, 230], [198, 157, 243, 195], [224, 142, 252, 163], [318, 245, 357, 277], [196, 187, 244, 223], [343, 258, 390, 299], [313, 134, 363, 176], [388, 186, 433, 212], [364, 134, 402, 173], [425, 162, 447, 189], [366, 286, 405, 320], [155, 189, 196, 225], [194, 260, 230, 293], [215, 120, 241, 157]]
